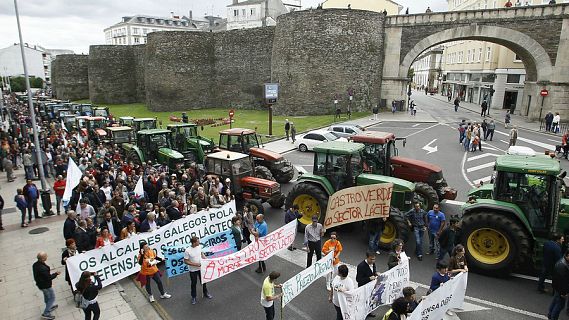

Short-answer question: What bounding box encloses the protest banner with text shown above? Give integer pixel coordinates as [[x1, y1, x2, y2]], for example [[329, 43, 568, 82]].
[[407, 272, 468, 320], [67, 201, 236, 288], [282, 251, 333, 307], [163, 230, 238, 277], [338, 256, 409, 320], [200, 220, 297, 283], [324, 183, 393, 229]]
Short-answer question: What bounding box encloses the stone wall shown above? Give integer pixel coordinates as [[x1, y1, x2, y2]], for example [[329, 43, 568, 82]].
[[51, 55, 89, 101], [132, 45, 146, 102], [271, 9, 386, 115], [88, 45, 138, 104]]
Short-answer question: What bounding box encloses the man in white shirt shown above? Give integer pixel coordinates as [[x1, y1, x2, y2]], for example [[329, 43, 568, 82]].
[[329, 265, 355, 320], [184, 236, 213, 305]]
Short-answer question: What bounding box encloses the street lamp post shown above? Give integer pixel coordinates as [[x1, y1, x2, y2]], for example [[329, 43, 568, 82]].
[[14, 0, 53, 216]]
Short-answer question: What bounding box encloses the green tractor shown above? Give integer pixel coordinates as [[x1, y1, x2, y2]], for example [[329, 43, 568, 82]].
[[462, 152, 569, 275], [285, 141, 414, 249], [168, 123, 215, 164], [132, 118, 158, 132], [122, 129, 184, 170]]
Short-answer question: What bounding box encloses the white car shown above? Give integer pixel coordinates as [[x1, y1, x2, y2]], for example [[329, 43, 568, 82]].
[[327, 124, 365, 138], [295, 129, 347, 152]]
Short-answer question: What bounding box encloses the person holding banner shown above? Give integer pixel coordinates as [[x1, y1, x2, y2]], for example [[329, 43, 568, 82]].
[[330, 264, 354, 320], [230, 216, 243, 250], [253, 214, 269, 273], [381, 297, 409, 320], [184, 236, 213, 304], [137, 241, 171, 303], [356, 252, 379, 317], [428, 262, 450, 294], [261, 271, 283, 320]]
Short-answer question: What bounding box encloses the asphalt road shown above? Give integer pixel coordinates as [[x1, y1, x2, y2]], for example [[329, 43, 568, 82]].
[[157, 95, 559, 320]]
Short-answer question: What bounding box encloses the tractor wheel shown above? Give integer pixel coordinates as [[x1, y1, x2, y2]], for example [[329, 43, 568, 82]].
[[275, 159, 295, 183], [267, 193, 285, 209], [255, 166, 276, 181], [247, 199, 265, 217], [285, 183, 328, 231], [127, 150, 143, 166], [414, 182, 439, 211], [298, 144, 308, 152], [378, 208, 411, 250], [461, 212, 530, 275]]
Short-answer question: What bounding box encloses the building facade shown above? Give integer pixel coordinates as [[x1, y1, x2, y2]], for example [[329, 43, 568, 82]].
[[226, 0, 289, 30], [437, 0, 567, 113], [322, 0, 403, 15], [0, 44, 73, 84], [104, 14, 199, 46], [412, 47, 444, 92]]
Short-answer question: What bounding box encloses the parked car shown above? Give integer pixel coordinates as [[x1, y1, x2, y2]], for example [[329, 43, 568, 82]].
[[295, 129, 347, 152], [327, 124, 365, 138]]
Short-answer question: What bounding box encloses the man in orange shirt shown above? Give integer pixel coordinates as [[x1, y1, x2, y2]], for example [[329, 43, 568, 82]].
[[53, 175, 66, 215], [322, 231, 343, 290]]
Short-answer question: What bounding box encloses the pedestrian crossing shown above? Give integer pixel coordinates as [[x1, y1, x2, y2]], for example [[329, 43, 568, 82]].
[[461, 143, 504, 187]]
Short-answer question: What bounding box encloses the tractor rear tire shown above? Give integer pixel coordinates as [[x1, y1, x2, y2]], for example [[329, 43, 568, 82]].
[[275, 159, 295, 183], [285, 183, 329, 232], [255, 166, 276, 181], [127, 150, 143, 166], [378, 208, 411, 250], [414, 182, 439, 211], [247, 199, 265, 217], [461, 212, 530, 275], [267, 193, 285, 209]]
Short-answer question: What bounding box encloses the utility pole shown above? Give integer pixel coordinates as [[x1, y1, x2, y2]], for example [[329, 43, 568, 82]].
[[14, 0, 52, 215]]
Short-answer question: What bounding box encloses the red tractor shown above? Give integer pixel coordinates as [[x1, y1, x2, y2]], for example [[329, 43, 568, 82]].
[[204, 150, 285, 213], [350, 131, 457, 210], [218, 128, 295, 183]]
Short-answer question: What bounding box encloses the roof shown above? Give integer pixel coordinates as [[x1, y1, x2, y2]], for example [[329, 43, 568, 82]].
[[313, 141, 365, 155], [227, 0, 265, 7], [495, 154, 560, 175], [350, 131, 395, 144], [133, 118, 156, 121], [137, 129, 171, 135], [206, 151, 249, 161], [219, 128, 256, 135], [119, 116, 134, 120], [107, 126, 133, 132], [76, 116, 106, 120], [167, 123, 197, 128]]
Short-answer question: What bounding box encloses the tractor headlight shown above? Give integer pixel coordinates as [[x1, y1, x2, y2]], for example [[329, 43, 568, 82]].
[[264, 188, 270, 193], [436, 179, 444, 184]]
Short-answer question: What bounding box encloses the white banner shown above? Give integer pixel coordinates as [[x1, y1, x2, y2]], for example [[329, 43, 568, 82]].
[[407, 272, 468, 320], [338, 255, 409, 320], [67, 201, 236, 289], [200, 220, 297, 284], [282, 251, 334, 307]]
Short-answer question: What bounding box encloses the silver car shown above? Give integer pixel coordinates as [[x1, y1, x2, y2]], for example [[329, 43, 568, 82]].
[[327, 124, 365, 138]]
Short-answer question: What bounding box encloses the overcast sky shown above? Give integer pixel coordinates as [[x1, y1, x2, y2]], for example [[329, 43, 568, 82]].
[[0, 0, 447, 54]]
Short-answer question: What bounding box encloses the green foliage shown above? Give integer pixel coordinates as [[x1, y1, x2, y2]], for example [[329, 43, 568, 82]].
[[8, 76, 44, 92], [407, 68, 415, 79], [75, 101, 370, 141]]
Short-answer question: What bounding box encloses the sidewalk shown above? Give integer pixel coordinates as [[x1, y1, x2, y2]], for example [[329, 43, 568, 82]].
[[0, 168, 163, 320], [263, 109, 437, 154], [427, 94, 549, 133]]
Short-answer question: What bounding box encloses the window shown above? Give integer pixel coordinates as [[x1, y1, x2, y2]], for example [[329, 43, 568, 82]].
[[133, 28, 139, 35], [514, 54, 522, 62], [143, 28, 148, 35], [234, 9, 239, 16], [481, 73, 495, 82], [332, 127, 343, 133], [242, 9, 246, 16], [466, 50, 471, 63], [134, 37, 140, 44], [477, 48, 482, 62], [458, 51, 463, 63], [486, 47, 491, 61], [507, 74, 521, 83], [251, 8, 256, 15]]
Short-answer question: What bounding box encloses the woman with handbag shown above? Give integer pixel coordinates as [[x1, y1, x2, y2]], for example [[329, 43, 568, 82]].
[[75, 271, 102, 320], [61, 239, 77, 293], [137, 241, 171, 302]]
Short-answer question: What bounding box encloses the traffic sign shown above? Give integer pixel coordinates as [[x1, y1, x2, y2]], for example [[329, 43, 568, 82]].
[[228, 109, 235, 118], [540, 89, 549, 97], [264, 83, 279, 104]]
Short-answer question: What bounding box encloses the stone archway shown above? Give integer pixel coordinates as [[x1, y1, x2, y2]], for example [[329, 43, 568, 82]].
[[399, 25, 553, 82]]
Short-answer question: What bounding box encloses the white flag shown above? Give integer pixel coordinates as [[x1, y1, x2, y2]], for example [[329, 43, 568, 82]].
[[76, 192, 82, 216], [62, 158, 83, 205], [61, 119, 67, 131], [134, 176, 144, 199]]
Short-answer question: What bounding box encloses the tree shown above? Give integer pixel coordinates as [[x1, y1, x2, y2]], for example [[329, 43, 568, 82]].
[[407, 68, 415, 79], [30, 77, 44, 88], [8, 76, 43, 92]]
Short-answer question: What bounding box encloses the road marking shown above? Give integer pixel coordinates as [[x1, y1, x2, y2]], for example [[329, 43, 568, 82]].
[[495, 130, 556, 150], [500, 140, 509, 145], [474, 176, 492, 184], [461, 152, 475, 188], [483, 142, 506, 152], [295, 165, 307, 174], [404, 123, 440, 138], [548, 138, 559, 143], [511, 273, 552, 284], [464, 296, 547, 319], [412, 123, 421, 127], [466, 162, 495, 173], [442, 200, 466, 206], [421, 138, 438, 154], [467, 153, 499, 162]]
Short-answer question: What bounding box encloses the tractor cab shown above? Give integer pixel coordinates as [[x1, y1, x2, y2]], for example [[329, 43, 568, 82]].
[[204, 151, 283, 211], [218, 128, 260, 153], [106, 126, 134, 145], [350, 131, 400, 175], [79, 104, 93, 116], [133, 118, 157, 132], [168, 123, 215, 163], [92, 106, 110, 119], [76, 116, 107, 143], [62, 114, 77, 131], [129, 129, 185, 169], [313, 141, 365, 191], [119, 116, 134, 127], [55, 108, 70, 119]]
